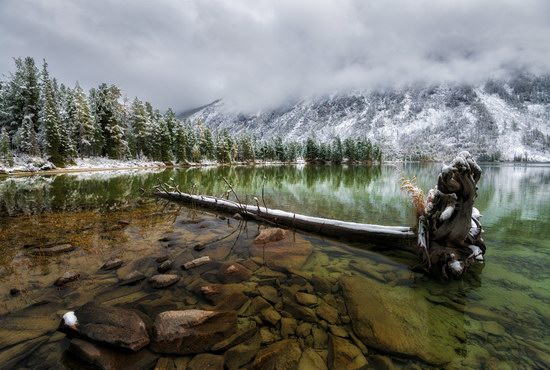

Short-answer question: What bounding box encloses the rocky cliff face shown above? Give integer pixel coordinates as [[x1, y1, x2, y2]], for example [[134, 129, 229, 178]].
[[185, 75, 550, 161]]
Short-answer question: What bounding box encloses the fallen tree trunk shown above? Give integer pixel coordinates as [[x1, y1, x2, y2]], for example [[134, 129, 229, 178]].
[[155, 191, 416, 250]]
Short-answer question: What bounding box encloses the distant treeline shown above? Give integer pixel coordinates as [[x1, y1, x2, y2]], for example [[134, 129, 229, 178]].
[[0, 57, 382, 167]]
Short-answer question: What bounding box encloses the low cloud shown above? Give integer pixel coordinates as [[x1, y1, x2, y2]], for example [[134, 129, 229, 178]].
[[1, 0, 549, 112]]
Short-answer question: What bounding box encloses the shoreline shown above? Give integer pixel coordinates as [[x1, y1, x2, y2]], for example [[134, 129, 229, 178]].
[[2, 159, 549, 178]]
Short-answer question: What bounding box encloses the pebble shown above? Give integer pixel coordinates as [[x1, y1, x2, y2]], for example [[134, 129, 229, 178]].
[[157, 260, 173, 273]]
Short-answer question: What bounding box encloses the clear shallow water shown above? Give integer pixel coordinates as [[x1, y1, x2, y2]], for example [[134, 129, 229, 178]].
[[0, 163, 549, 369]]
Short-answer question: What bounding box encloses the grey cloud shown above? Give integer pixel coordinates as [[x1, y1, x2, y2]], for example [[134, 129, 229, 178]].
[[1, 0, 549, 112]]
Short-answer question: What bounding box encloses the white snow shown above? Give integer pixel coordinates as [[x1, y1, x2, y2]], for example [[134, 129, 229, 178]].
[[440, 205, 455, 221], [468, 245, 484, 261], [63, 311, 78, 329]]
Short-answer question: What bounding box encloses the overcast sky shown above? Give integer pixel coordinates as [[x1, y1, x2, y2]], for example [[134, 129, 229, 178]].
[[1, 0, 549, 112]]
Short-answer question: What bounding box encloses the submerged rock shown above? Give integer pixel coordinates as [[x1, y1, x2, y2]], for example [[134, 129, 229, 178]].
[[295, 292, 319, 307], [328, 334, 368, 370], [182, 256, 211, 270], [102, 257, 123, 271], [30, 243, 75, 256], [250, 228, 313, 270], [217, 262, 253, 283], [54, 271, 80, 286], [157, 260, 173, 273], [224, 333, 261, 370], [67, 338, 158, 370], [149, 274, 180, 289], [253, 228, 289, 244], [341, 275, 464, 366], [188, 353, 224, 370], [252, 339, 302, 370], [59, 303, 150, 351], [298, 347, 328, 370], [150, 309, 237, 355], [119, 270, 146, 285]]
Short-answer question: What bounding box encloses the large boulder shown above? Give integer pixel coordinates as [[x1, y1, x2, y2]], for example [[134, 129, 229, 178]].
[[150, 309, 237, 355], [250, 228, 313, 270], [59, 303, 150, 351], [340, 276, 465, 366]]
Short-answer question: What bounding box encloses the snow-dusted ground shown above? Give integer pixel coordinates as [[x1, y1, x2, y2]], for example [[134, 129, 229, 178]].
[[66, 157, 166, 170], [0, 155, 166, 174]]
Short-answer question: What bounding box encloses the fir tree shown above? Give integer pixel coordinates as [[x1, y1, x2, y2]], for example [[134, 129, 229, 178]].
[[95, 83, 127, 159], [72, 82, 95, 157], [40, 60, 64, 165], [129, 97, 149, 158], [304, 137, 318, 162], [18, 114, 40, 156], [0, 127, 13, 166], [331, 136, 343, 164]]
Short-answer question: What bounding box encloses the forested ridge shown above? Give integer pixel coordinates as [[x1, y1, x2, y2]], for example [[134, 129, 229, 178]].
[[0, 57, 382, 169]]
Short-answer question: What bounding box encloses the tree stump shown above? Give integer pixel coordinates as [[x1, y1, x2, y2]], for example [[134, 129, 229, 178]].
[[418, 151, 486, 278]]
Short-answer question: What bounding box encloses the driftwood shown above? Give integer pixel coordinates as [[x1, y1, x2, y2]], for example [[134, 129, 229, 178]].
[[419, 151, 486, 278], [155, 191, 416, 249]]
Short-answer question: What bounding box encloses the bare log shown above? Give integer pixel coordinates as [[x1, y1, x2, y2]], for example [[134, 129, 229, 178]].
[[155, 191, 416, 250]]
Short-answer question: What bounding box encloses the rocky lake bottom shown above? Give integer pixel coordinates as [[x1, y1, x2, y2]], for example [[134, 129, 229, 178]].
[[0, 164, 549, 369]]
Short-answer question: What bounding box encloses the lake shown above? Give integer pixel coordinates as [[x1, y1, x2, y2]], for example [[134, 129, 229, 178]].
[[0, 163, 548, 369]]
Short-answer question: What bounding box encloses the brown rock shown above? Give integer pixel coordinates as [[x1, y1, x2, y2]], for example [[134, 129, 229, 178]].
[[214, 292, 250, 311], [311, 275, 331, 294], [102, 257, 123, 271], [295, 292, 319, 307], [252, 339, 302, 370], [260, 306, 282, 326], [224, 333, 261, 370], [341, 275, 464, 366], [157, 260, 173, 273], [284, 301, 317, 323], [280, 317, 298, 339], [217, 262, 252, 283], [67, 338, 158, 370], [296, 322, 312, 338], [54, 271, 80, 286], [59, 303, 150, 351], [148, 274, 180, 289], [250, 229, 313, 270], [298, 347, 328, 370], [328, 334, 368, 370], [119, 270, 146, 285], [211, 318, 257, 352], [150, 310, 237, 355], [258, 285, 279, 304], [316, 302, 339, 325], [30, 243, 75, 256], [369, 355, 397, 370], [245, 296, 272, 316], [253, 228, 289, 244], [187, 353, 224, 370], [312, 326, 328, 349]]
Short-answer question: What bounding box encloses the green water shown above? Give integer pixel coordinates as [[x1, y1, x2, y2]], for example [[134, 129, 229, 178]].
[[0, 163, 549, 369]]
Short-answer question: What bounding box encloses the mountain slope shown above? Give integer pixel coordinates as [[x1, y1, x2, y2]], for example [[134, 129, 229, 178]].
[[187, 76, 550, 161]]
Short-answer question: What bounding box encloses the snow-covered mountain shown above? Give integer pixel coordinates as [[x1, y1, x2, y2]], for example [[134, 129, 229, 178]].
[[184, 76, 550, 161]]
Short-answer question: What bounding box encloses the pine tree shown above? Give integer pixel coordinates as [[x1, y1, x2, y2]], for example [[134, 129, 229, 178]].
[[343, 138, 356, 162], [40, 60, 64, 165], [274, 136, 286, 162], [72, 82, 95, 157], [18, 114, 40, 156], [129, 97, 149, 158], [95, 83, 127, 159], [0, 127, 13, 166], [331, 136, 343, 164], [304, 137, 318, 162]]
